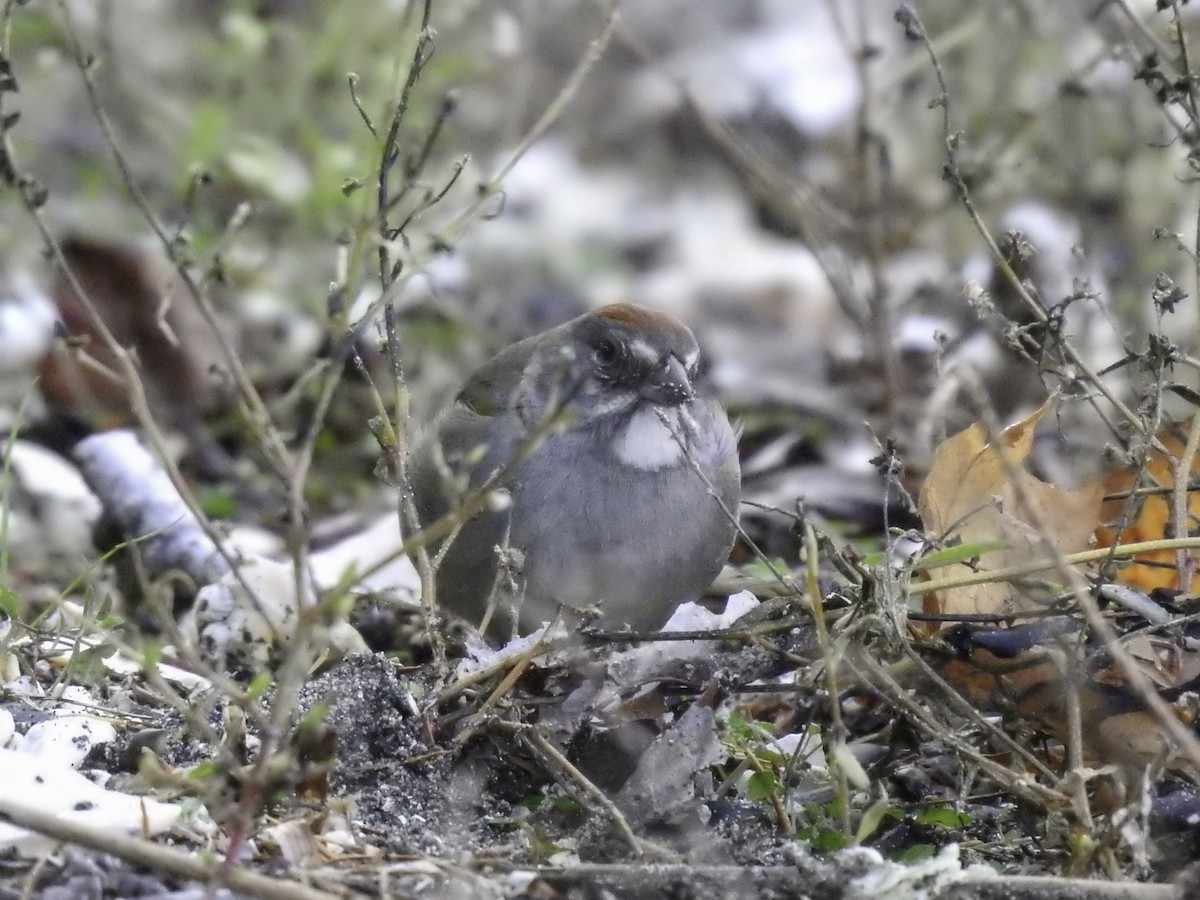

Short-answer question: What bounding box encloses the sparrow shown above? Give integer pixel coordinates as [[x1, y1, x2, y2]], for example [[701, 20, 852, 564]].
[[409, 302, 741, 637]]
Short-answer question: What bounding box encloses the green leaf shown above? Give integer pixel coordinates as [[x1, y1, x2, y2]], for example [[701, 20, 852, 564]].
[[140, 641, 163, 671], [914, 541, 1009, 571], [224, 135, 312, 204], [519, 791, 544, 811], [220, 10, 270, 56], [298, 701, 331, 730], [723, 711, 753, 741], [0, 584, 17, 618], [915, 806, 973, 828], [812, 829, 849, 852], [823, 796, 846, 820], [68, 643, 116, 684], [894, 843, 938, 863], [855, 796, 893, 845], [831, 742, 870, 790], [189, 761, 218, 780], [746, 770, 780, 802], [548, 794, 581, 813], [184, 101, 233, 168], [743, 557, 793, 580], [246, 672, 274, 700], [527, 829, 565, 858], [197, 486, 238, 520]]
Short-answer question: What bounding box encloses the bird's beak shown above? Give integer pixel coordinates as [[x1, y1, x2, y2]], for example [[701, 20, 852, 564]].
[[641, 355, 694, 405]]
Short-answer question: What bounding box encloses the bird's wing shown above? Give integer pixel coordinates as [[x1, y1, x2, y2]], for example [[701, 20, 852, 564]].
[[455, 337, 539, 417]]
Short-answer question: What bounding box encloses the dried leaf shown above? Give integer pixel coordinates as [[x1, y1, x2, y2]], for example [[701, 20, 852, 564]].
[[918, 402, 1104, 620], [919, 409, 1200, 773], [1095, 706, 1197, 769], [1095, 423, 1200, 592]]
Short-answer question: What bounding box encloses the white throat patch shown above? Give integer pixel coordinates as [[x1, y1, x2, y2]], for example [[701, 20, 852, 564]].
[[616, 407, 685, 470]]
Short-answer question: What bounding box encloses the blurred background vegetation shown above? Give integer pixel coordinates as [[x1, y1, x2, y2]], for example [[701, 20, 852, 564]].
[[2, 0, 1200, 526]]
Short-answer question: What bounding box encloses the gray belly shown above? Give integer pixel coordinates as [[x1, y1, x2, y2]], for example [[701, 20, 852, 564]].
[[507, 439, 737, 632], [420, 403, 740, 637]]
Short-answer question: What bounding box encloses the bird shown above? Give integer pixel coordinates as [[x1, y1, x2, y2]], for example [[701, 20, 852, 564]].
[[409, 302, 741, 639]]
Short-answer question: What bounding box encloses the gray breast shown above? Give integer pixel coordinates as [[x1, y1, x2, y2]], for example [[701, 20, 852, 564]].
[[507, 399, 739, 632]]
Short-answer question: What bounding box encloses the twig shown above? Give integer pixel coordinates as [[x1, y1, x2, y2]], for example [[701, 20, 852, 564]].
[[0, 10, 260, 612], [610, 17, 860, 325], [515, 862, 1176, 900], [914, 537, 1200, 595], [851, 647, 1070, 810], [1171, 377, 1200, 589], [0, 797, 338, 900], [53, 0, 292, 475], [349, 1, 621, 339], [489, 1, 618, 185], [522, 728, 661, 859], [900, 645, 1059, 783], [655, 408, 808, 609], [960, 374, 1200, 771], [452, 630, 548, 745], [896, 4, 1158, 447], [804, 522, 850, 837]]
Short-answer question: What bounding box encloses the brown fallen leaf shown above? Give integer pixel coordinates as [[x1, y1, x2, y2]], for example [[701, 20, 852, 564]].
[[918, 401, 1104, 621], [1095, 423, 1200, 593], [915, 405, 1200, 771]]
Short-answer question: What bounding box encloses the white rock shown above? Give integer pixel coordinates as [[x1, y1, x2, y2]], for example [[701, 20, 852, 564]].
[[846, 844, 995, 898], [189, 556, 367, 671], [453, 621, 567, 680], [624, 4, 873, 137], [101, 650, 212, 693], [4, 675, 42, 698], [2, 440, 102, 582], [0, 747, 180, 857], [0, 273, 56, 373], [190, 557, 310, 670], [221, 524, 286, 561], [52, 684, 97, 708], [17, 716, 117, 768], [308, 513, 421, 605], [603, 592, 761, 690], [662, 590, 759, 633]]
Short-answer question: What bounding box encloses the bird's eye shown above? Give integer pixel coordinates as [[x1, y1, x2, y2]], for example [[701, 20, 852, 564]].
[[593, 338, 620, 365]]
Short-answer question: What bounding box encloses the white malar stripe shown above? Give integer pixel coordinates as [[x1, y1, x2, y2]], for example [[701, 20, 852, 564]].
[[617, 408, 684, 470], [628, 337, 659, 364]]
